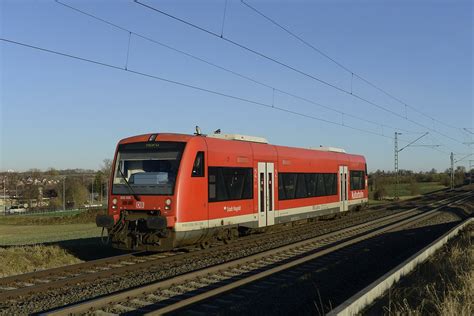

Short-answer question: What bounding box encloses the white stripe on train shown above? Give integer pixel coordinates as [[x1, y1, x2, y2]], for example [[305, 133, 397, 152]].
[[174, 198, 368, 232]]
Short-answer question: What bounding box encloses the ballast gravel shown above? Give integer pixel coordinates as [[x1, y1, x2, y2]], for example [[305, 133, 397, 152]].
[[0, 192, 469, 315]]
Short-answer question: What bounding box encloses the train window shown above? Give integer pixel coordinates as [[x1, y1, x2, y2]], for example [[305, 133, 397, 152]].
[[278, 173, 297, 200], [191, 151, 205, 177], [304, 174, 317, 197], [209, 174, 216, 199], [208, 167, 253, 202], [324, 174, 337, 195], [316, 174, 326, 196], [279, 172, 337, 200], [295, 174, 308, 198], [350, 171, 365, 190]]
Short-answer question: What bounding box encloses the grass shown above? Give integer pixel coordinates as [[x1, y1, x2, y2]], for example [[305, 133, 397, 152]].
[[0, 208, 124, 276], [24, 209, 85, 217], [0, 209, 106, 246], [367, 224, 473, 315], [0, 245, 82, 277], [369, 181, 447, 204], [0, 208, 105, 225], [0, 223, 102, 245], [386, 181, 446, 196]]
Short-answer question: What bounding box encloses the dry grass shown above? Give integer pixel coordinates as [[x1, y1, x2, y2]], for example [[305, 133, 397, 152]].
[[0, 245, 82, 277], [379, 225, 473, 315]]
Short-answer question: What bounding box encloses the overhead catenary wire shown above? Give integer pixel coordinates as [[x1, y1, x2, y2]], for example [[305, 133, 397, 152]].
[[239, 0, 462, 132], [133, 0, 468, 148], [53, 0, 424, 135], [220, 0, 229, 37], [1, 37, 414, 143], [454, 153, 474, 163]]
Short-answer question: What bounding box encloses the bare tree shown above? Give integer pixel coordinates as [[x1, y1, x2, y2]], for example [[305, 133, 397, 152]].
[[101, 159, 113, 177]]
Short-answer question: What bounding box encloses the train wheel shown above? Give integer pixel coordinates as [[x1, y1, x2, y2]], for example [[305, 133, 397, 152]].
[[231, 228, 239, 240], [223, 229, 232, 244], [200, 240, 210, 249]]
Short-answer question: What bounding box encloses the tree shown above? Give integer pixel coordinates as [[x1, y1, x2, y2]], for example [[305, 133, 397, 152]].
[[454, 167, 466, 186], [93, 171, 106, 203], [49, 197, 62, 210], [45, 168, 60, 177], [440, 174, 450, 186], [101, 159, 113, 177], [22, 184, 40, 209], [65, 178, 88, 208], [373, 176, 388, 200]]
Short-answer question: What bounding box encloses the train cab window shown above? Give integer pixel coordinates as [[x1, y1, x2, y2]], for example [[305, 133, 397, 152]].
[[191, 151, 205, 177], [350, 170, 365, 190], [208, 167, 253, 202]]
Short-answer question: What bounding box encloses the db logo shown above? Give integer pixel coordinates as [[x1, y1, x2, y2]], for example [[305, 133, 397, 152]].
[[136, 201, 145, 209]]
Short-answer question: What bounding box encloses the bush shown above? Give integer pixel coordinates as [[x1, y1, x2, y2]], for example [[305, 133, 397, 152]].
[[409, 179, 420, 195], [440, 174, 450, 186], [373, 187, 386, 200]]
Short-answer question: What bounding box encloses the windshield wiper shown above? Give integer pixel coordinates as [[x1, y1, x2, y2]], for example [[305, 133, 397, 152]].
[[118, 166, 141, 201]]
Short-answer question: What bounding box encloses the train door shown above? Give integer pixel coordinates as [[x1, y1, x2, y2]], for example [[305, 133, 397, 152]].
[[258, 162, 275, 227], [339, 166, 349, 212]]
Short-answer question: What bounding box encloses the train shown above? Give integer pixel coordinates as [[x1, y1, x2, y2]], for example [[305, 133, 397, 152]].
[[96, 131, 368, 251]]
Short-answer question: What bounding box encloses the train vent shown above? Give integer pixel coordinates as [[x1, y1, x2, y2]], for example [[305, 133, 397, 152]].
[[207, 133, 268, 144], [310, 146, 346, 153]]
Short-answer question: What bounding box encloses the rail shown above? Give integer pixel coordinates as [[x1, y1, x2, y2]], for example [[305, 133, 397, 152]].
[[43, 192, 472, 315]]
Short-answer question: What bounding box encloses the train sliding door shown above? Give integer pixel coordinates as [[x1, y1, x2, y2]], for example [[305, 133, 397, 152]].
[[258, 162, 275, 227], [339, 166, 349, 212]]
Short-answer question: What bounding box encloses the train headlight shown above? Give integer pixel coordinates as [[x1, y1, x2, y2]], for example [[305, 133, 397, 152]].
[[165, 198, 172, 210], [112, 198, 118, 205]]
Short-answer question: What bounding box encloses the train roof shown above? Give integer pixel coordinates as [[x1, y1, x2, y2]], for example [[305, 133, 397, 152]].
[[117, 132, 364, 160]]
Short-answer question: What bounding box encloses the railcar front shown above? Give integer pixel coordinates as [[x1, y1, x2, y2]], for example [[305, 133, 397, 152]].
[[96, 134, 201, 251]]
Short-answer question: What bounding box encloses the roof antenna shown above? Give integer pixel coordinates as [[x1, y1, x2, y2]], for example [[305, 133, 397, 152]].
[[195, 126, 202, 136], [214, 128, 221, 134]]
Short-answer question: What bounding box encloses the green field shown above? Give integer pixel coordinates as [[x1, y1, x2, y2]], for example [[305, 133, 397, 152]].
[[369, 181, 446, 202], [0, 223, 102, 246], [0, 208, 104, 246]]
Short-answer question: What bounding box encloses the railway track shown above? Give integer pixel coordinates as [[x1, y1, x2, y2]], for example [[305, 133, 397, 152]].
[[0, 189, 460, 304], [44, 191, 473, 315]]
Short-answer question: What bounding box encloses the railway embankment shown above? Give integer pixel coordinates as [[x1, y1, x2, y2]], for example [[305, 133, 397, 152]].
[[363, 223, 473, 315], [0, 208, 128, 277]]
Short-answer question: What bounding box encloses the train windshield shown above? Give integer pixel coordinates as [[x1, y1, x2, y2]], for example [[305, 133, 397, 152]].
[[112, 142, 186, 195]]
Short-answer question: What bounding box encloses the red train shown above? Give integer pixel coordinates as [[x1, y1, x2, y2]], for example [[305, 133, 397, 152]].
[[97, 132, 368, 251]]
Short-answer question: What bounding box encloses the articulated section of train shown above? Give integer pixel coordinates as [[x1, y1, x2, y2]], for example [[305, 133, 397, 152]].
[[96, 132, 368, 251]]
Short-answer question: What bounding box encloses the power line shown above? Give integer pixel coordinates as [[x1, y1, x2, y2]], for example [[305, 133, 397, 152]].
[[53, 0, 423, 135], [220, 0, 229, 38], [240, 0, 462, 132], [454, 153, 474, 164], [134, 0, 468, 148], [1, 37, 410, 142]]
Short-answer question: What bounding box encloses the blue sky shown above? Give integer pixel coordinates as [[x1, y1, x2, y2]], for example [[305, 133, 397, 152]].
[[1, 0, 472, 172]]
